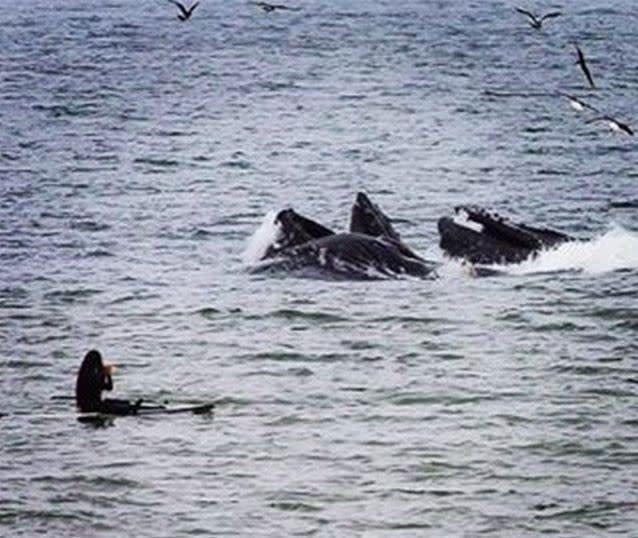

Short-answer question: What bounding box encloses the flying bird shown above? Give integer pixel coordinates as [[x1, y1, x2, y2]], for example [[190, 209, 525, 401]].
[[251, 2, 299, 12], [515, 7, 561, 30], [168, 0, 199, 21], [573, 42, 595, 89], [586, 115, 634, 136]]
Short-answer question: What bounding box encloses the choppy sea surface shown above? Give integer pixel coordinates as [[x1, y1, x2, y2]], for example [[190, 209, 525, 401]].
[[2, 1, 637, 536]]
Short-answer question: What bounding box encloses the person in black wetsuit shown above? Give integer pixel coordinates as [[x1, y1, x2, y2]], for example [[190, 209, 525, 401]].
[[75, 350, 141, 415]]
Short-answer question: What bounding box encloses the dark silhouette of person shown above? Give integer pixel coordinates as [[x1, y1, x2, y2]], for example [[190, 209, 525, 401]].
[[75, 350, 141, 415]]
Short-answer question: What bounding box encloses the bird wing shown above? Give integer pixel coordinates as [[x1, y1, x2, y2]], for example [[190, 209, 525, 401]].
[[605, 117, 633, 135], [556, 92, 600, 113], [189, 1, 200, 14], [168, 0, 189, 17], [484, 90, 555, 98], [580, 60, 596, 89], [540, 12, 561, 21], [587, 116, 633, 135], [574, 44, 595, 88], [620, 123, 634, 135], [515, 7, 537, 22]]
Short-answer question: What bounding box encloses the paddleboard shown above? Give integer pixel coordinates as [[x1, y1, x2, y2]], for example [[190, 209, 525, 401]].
[[136, 403, 214, 415], [77, 402, 214, 423]]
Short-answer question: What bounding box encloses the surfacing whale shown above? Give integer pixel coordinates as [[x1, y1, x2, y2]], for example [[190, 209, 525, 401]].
[[252, 193, 437, 280], [438, 206, 574, 265]]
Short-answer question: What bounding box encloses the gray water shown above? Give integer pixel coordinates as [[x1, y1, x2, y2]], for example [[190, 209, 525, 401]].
[[2, 1, 638, 536]]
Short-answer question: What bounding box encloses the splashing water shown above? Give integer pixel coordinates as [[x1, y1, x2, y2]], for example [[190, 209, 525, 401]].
[[505, 225, 638, 275], [242, 211, 280, 264]]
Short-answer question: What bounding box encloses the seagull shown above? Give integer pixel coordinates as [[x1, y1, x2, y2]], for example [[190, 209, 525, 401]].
[[586, 115, 634, 136], [573, 42, 595, 89], [555, 91, 599, 113], [168, 0, 199, 21], [515, 7, 561, 30], [251, 2, 299, 12]]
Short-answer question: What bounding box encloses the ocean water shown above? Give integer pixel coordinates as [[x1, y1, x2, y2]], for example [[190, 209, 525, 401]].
[[1, 1, 637, 536]]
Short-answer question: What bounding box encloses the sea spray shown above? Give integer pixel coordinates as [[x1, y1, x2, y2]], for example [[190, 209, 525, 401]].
[[242, 211, 280, 264], [505, 225, 638, 275]]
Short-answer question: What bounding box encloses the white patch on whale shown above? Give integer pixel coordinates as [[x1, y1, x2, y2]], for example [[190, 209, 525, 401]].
[[318, 247, 328, 267], [453, 209, 484, 233]]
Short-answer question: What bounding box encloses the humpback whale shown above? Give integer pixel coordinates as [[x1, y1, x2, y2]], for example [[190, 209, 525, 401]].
[[252, 193, 437, 280], [438, 206, 574, 265]]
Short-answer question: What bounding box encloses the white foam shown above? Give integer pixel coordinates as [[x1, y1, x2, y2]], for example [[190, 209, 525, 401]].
[[242, 211, 281, 264], [504, 225, 638, 276]]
